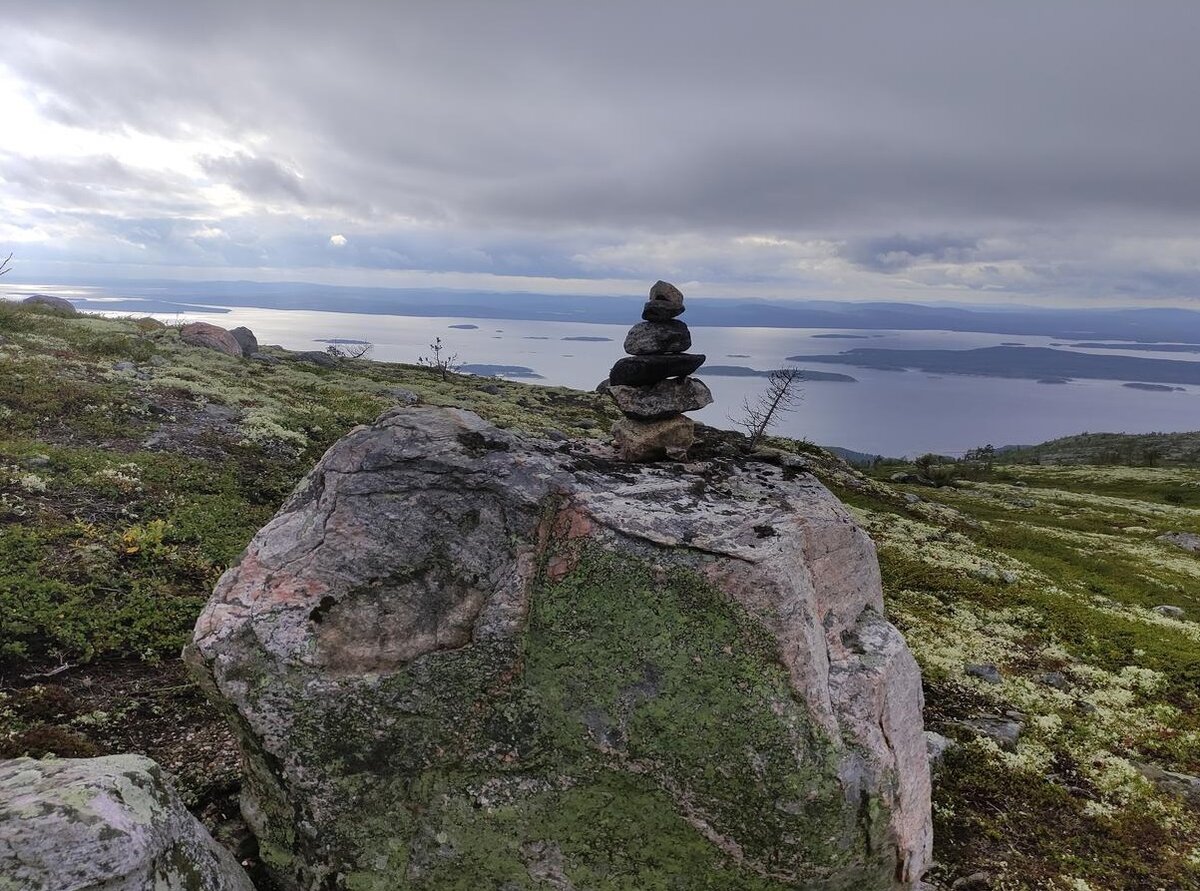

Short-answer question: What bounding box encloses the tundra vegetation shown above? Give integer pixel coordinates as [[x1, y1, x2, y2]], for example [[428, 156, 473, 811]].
[[0, 302, 1197, 889]]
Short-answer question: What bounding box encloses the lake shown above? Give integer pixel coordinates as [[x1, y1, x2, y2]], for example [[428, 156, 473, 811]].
[[92, 301, 1200, 458]]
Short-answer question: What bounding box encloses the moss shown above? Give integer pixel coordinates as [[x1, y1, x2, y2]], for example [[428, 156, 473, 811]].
[[253, 548, 893, 889]]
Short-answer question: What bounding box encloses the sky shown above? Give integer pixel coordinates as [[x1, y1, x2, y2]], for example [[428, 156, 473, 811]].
[[3, 1, 1200, 305]]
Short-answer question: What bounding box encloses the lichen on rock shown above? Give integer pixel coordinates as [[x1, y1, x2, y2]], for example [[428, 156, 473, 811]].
[[187, 404, 932, 889], [0, 754, 254, 891]]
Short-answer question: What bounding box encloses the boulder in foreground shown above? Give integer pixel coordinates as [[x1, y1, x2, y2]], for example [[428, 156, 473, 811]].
[[188, 405, 932, 890], [0, 754, 254, 891]]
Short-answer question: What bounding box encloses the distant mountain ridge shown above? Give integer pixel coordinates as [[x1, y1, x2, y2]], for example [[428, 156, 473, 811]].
[[29, 277, 1200, 342]]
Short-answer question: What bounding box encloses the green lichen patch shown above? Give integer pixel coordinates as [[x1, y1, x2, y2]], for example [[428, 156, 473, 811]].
[[256, 550, 893, 889]]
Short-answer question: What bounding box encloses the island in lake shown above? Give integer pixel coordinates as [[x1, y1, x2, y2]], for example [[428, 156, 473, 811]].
[[448, 323, 479, 329], [704, 365, 857, 382], [1124, 382, 1185, 392], [562, 336, 612, 342], [797, 346, 1200, 386], [459, 364, 543, 378]]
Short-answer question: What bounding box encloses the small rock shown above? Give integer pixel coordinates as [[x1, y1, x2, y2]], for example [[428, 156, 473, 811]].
[[608, 377, 713, 420], [999, 569, 1020, 585], [623, 320, 691, 355], [608, 353, 706, 387], [641, 301, 685, 322], [545, 430, 569, 442], [611, 415, 695, 462], [575, 419, 598, 430], [180, 322, 242, 357], [965, 663, 1002, 684], [134, 316, 166, 331], [1134, 761, 1200, 808], [249, 352, 281, 365], [1039, 671, 1069, 690], [1153, 604, 1185, 619], [0, 755, 255, 891], [903, 493, 922, 504], [293, 350, 338, 368], [649, 279, 685, 309], [1157, 531, 1200, 553], [387, 387, 421, 405], [230, 326, 259, 357], [890, 472, 914, 483], [112, 361, 136, 373], [925, 731, 955, 768], [480, 384, 504, 395], [962, 715, 1023, 751], [22, 455, 51, 469], [202, 403, 239, 421], [21, 293, 78, 315], [951, 872, 992, 891], [595, 379, 612, 394]]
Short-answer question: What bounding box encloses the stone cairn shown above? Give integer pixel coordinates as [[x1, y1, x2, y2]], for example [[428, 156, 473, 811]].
[[601, 280, 711, 461]]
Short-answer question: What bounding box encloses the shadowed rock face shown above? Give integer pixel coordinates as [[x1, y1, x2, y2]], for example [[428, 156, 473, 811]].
[[0, 755, 255, 891], [187, 405, 932, 890]]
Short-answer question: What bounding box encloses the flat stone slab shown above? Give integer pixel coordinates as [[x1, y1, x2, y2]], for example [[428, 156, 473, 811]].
[[609, 353, 706, 386]]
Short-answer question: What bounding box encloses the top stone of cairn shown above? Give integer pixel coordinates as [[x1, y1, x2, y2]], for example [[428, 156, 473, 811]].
[[643, 280, 686, 322]]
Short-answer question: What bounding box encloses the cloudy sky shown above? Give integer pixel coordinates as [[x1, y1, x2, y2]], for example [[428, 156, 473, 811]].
[[3, 1, 1199, 305]]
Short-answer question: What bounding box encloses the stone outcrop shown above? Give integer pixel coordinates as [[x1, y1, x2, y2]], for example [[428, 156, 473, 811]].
[[0, 754, 254, 891], [188, 405, 932, 890], [1158, 531, 1200, 553], [21, 293, 78, 315], [230, 325, 259, 357], [180, 321, 243, 358], [604, 280, 710, 460]]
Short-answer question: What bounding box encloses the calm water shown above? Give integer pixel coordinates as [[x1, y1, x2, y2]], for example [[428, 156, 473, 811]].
[[96, 302, 1200, 457]]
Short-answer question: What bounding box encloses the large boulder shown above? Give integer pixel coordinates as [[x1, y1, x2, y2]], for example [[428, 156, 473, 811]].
[[230, 326, 259, 357], [187, 405, 932, 890], [0, 754, 254, 891], [180, 322, 243, 358], [21, 293, 78, 315]]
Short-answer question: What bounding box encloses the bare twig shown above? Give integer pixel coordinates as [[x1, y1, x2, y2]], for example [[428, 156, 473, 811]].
[[20, 661, 78, 681], [324, 342, 374, 361], [417, 337, 461, 381], [733, 367, 804, 451], [0, 253, 12, 276]]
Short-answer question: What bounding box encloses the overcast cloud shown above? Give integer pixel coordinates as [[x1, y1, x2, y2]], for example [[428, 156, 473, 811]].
[[2, 1, 1199, 304]]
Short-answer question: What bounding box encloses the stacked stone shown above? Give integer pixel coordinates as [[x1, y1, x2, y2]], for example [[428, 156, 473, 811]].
[[604, 280, 712, 461]]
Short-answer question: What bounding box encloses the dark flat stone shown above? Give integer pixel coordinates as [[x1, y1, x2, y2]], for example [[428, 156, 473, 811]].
[[609, 353, 706, 386], [641, 301, 685, 322]]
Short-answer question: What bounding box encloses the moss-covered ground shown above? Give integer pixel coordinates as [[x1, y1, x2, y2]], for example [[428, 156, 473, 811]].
[[0, 302, 1196, 888]]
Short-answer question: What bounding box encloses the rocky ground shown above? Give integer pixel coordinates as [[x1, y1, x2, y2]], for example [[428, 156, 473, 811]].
[[1, 301, 1197, 889]]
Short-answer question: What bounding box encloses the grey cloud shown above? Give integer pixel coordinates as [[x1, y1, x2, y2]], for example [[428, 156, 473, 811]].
[[3, 1, 1200, 301], [200, 153, 307, 203]]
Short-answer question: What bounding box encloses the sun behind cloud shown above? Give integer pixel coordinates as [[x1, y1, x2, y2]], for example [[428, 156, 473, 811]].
[[329, 234, 347, 247]]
